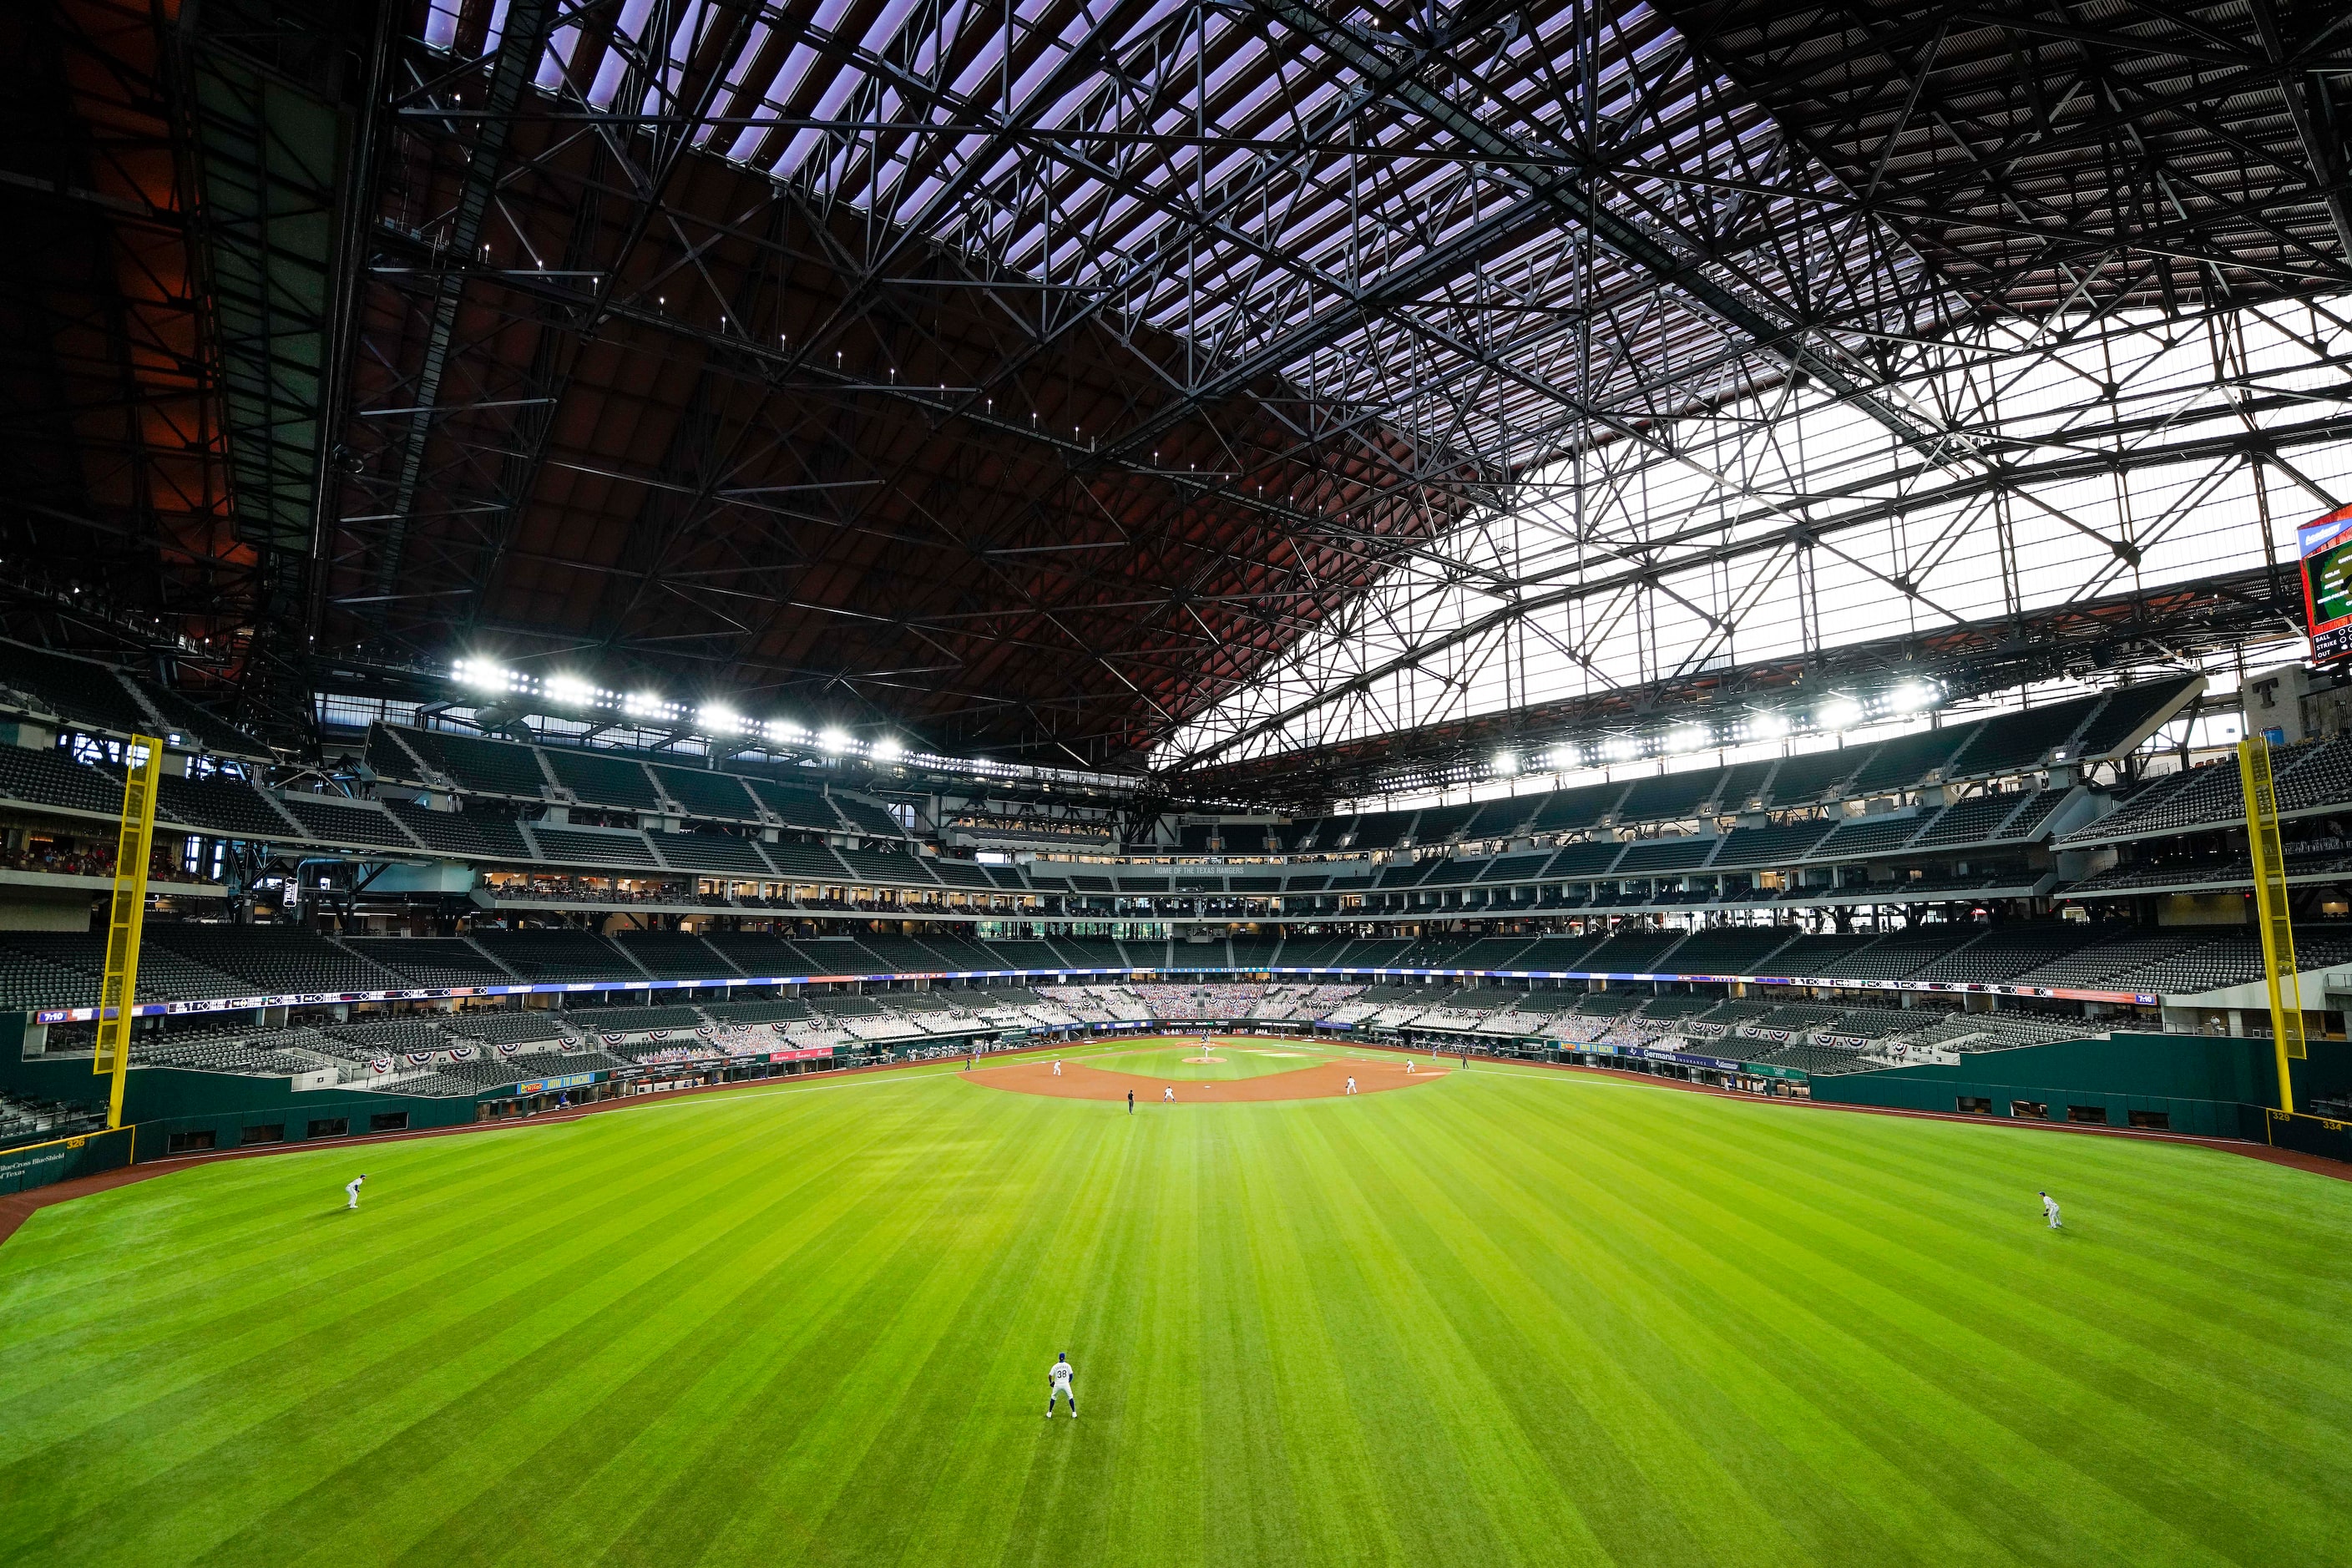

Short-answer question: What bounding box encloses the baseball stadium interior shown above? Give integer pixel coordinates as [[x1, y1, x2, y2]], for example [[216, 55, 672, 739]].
[[6, 0, 2352, 1152], [4, 0, 2352, 1560]]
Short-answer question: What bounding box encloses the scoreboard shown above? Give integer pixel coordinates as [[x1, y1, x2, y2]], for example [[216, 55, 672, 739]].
[[2301, 503, 2352, 663]]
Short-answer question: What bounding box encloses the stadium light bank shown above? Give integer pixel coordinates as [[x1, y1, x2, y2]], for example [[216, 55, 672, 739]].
[[445, 660, 1013, 784], [1510, 680, 1948, 779]]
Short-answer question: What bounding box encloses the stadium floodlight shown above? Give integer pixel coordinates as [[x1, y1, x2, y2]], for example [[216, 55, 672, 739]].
[[1666, 726, 1709, 755], [1545, 744, 1581, 771], [761, 718, 807, 746], [622, 690, 666, 720], [1818, 697, 1865, 731], [1601, 736, 1641, 761], [1889, 681, 1937, 713], [697, 703, 742, 734], [454, 658, 508, 691], [544, 674, 594, 706], [1746, 711, 1790, 740], [817, 726, 851, 752], [873, 736, 904, 762], [1491, 749, 1519, 775]]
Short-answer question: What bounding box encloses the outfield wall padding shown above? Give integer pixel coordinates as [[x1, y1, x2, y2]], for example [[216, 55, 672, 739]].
[[1808, 1032, 2352, 1141], [0, 1125, 133, 1195]]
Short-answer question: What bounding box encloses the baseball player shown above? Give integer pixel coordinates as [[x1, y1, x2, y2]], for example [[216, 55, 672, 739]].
[[1046, 1352, 1077, 1417], [1052, 1060, 1063, 1075], [345, 1173, 366, 1211], [1162, 1085, 1175, 1102], [2040, 1191, 2062, 1230], [1345, 1075, 1358, 1095]]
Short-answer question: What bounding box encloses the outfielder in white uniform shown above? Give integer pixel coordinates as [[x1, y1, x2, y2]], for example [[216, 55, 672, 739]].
[[1046, 1353, 1077, 1417], [2041, 1191, 2062, 1230], [345, 1174, 366, 1211]]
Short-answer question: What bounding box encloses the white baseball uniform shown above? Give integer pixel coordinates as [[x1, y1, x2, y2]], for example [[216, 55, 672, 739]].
[[345, 1176, 364, 1211], [1047, 1358, 1076, 1415]]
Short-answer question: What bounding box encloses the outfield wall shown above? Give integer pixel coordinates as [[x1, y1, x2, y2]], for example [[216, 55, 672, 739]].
[[0, 1124, 133, 1195], [0, 1014, 485, 1166], [1808, 1032, 2352, 1140]]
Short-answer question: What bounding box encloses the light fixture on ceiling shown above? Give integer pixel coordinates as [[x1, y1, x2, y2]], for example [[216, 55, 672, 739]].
[[544, 674, 594, 706]]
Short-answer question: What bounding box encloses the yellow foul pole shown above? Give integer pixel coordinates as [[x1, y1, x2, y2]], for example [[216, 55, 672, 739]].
[[94, 736, 164, 1129], [2236, 736, 2304, 1115]]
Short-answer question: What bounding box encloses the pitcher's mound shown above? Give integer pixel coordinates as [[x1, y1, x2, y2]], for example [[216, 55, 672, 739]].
[[964, 1058, 1447, 1103]]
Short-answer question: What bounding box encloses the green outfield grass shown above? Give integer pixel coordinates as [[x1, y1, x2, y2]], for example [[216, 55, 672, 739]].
[[1087, 1037, 1344, 1080], [3, 1045, 2349, 1567]]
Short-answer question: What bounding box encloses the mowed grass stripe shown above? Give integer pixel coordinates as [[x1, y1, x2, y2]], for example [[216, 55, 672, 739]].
[[1206, 1105, 1405, 1566], [1274, 1100, 1639, 1568], [2, 1052, 2348, 1567]]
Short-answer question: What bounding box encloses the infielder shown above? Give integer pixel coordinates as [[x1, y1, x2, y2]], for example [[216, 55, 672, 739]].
[[1046, 1352, 1077, 1417], [1162, 1085, 1175, 1102], [1052, 1060, 1063, 1076], [345, 1173, 367, 1211], [2040, 1191, 2062, 1230], [1344, 1075, 1358, 1095]]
